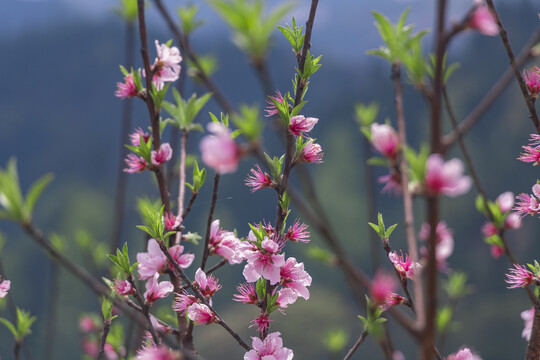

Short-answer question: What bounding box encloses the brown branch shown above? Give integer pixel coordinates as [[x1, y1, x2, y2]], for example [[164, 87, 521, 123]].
[[391, 63, 425, 331], [526, 296, 540, 359], [485, 0, 540, 134], [97, 319, 112, 360], [181, 191, 198, 220], [442, 25, 540, 151], [126, 276, 159, 344], [201, 174, 221, 271], [343, 330, 369, 360]]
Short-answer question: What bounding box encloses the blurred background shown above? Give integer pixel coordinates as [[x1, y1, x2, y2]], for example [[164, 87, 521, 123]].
[[1, 0, 540, 358]]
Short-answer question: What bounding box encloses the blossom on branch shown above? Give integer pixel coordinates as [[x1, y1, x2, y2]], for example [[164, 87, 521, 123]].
[[187, 303, 216, 325], [370, 123, 399, 160], [424, 154, 472, 197], [468, 6, 498, 36], [129, 128, 150, 147], [136, 343, 181, 360], [371, 270, 397, 306], [388, 251, 417, 280], [137, 239, 193, 280], [419, 221, 454, 271], [144, 275, 173, 303], [115, 73, 139, 99], [164, 212, 182, 231], [264, 90, 285, 117], [521, 307, 534, 341], [233, 282, 259, 305], [151, 143, 173, 166], [297, 139, 323, 164], [209, 219, 244, 264], [514, 184, 540, 217], [200, 122, 241, 174], [244, 331, 294, 360], [246, 165, 273, 192], [150, 40, 182, 90], [250, 313, 273, 335], [284, 220, 310, 243], [0, 277, 10, 298], [523, 66, 540, 99], [505, 264, 535, 289], [194, 268, 221, 299], [113, 279, 133, 296], [243, 236, 285, 285], [518, 134, 540, 165], [289, 115, 318, 137], [446, 347, 483, 360], [124, 154, 147, 173], [280, 257, 312, 300]]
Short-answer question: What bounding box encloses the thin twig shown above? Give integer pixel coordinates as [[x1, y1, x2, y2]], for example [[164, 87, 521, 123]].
[[441, 25, 540, 151], [127, 275, 159, 344], [98, 319, 112, 360], [391, 63, 425, 330], [485, 0, 540, 134], [181, 191, 198, 220], [343, 330, 369, 360], [201, 174, 221, 271]]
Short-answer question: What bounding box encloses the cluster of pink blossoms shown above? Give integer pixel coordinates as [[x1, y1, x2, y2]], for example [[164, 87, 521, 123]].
[[123, 127, 173, 173], [0, 276, 10, 298], [208, 219, 244, 264], [173, 268, 220, 325], [200, 122, 242, 174], [480, 192, 521, 257], [518, 134, 540, 165], [79, 316, 124, 359]]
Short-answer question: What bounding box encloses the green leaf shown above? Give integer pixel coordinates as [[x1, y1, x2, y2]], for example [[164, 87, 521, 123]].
[[386, 224, 398, 238], [367, 157, 389, 167], [25, 173, 54, 219], [102, 297, 114, 320]]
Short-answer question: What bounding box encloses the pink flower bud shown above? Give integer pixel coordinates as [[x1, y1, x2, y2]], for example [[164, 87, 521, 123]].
[[425, 154, 472, 197], [289, 115, 318, 136], [523, 66, 540, 98], [496, 191, 514, 213], [469, 6, 498, 36], [151, 143, 173, 166], [370, 123, 399, 160], [200, 123, 241, 174], [115, 73, 138, 99]]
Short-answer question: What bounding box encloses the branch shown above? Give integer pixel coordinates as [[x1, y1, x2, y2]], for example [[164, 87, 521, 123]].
[[441, 25, 540, 150], [97, 319, 112, 360], [201, 174, 221, 271], [526, 296, 540, 359], [485, 0, 540, 134], [343, 330, 369, 360]]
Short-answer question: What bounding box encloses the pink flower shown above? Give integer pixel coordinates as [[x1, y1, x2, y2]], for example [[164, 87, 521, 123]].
[[129, 128, 151, 147], [234, 282, 259, 304], [137, 239, 167, 280], [514, 184, 540, 217], [298, 139, 323, 164], [276, 288, 299, 309], [280, 257, 312, 299], [144, 275, 173, 303], [150, 40, 182, 90], [289, 115, 318, 136], [81, 338, 99, 358], [200, 122, 241, 174], [419, 221, 454, 270], [79, 316, 97, 333], [172, 292, 198, 315], [244, 331, 294, 360], [0, 277, 10, 298], [265, 90, 285, 117], [521, 307, 534, 341], [446, 347, 482, 360], [151, 143, 173, 166], [505, 213, 522, 229], [469, 6, 498, 36], [113, 279, 134, 296], [124, 154, 147, 173], [496, 192, 515, 213], [285, 220, 310, 243], [187, 303, 216, 325], [195, 268, 221, 298], [490, 244, 504, 258], [519, 134, 540, 164], [393, 351, 406, 360], [168, 244, 195, 269], [505, 264, 535, 289], [425, 154, 472, 197], [243, 238, 286, 285], [246, 165, 273, 192], [371, 270, 397, 305], [136, 344, 181, 360], [370, 123, 399, 160], [250, 313, 273, 334], [378, 171, 402, 196], [523, 66, 540, 99], [164, 212, 182, 231], [382, 293, 405, 311], [388, 251, 416, 280], [481, 222, 497, 237], [115, 73, 139, 99], [209, 219, 245, 264]]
